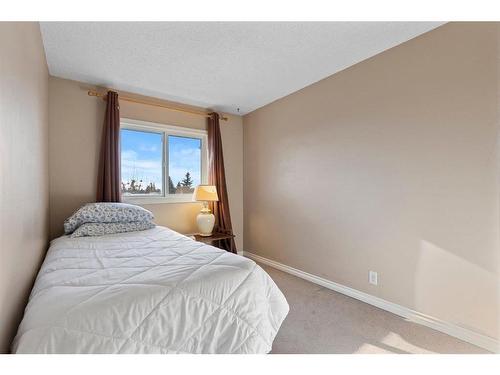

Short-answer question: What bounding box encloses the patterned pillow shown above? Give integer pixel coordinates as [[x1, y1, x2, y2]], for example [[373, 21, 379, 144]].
[[64, 203, 154, 234], [70, 221, 156, 238]]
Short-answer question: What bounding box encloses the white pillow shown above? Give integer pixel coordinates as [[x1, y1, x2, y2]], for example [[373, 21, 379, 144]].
[[70, 221, 156, 237], [64, 203, 154, 234]]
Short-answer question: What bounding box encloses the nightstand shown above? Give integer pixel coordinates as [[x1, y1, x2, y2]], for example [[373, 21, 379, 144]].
[[190, 232, 235, 249]]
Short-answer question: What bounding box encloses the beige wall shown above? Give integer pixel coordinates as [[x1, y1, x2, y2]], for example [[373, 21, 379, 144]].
[[244, 22, 500, 340], [49, 77, 244, 250], [0, 23, 49, 353]]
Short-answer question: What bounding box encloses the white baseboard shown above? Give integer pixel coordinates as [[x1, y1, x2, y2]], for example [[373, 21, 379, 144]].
[[244, 251, 499, 353]]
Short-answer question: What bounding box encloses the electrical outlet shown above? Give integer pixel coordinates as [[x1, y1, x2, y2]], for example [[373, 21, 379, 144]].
[[369, 271, 378, 285]]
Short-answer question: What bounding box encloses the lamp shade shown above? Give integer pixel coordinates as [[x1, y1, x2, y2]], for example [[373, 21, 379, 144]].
[[193, 185, 219, 202]]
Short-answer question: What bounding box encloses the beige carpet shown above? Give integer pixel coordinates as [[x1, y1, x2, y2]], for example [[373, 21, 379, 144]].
[[261, 264, 488, 354]]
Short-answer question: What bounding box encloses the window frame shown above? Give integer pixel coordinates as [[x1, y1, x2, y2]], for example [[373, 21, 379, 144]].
[[120, 118, 208, 204]]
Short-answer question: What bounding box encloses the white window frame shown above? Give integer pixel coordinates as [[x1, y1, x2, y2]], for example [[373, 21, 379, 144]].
[[120, 118, 208, 204]]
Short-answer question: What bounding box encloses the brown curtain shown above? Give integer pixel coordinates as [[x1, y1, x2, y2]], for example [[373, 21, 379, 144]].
[[208, 113, 237, 253], [96, 91, 121, 202]]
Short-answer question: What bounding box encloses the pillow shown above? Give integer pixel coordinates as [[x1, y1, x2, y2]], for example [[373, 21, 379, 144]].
[[70, 221, 156, 238], [64, 203, 154, 234]]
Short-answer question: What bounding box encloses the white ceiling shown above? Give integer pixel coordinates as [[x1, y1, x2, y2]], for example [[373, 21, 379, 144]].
[[40, 22, 443, 115]]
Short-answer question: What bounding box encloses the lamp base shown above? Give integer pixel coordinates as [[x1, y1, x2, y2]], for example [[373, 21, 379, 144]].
[[197, 211, 215, 237]]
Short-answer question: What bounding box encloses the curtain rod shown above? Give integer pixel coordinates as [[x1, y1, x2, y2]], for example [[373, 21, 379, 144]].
[[87, 90, 228, 121]]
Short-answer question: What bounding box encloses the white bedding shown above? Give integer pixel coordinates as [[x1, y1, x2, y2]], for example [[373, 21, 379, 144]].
[[12, 226, 288, 354]]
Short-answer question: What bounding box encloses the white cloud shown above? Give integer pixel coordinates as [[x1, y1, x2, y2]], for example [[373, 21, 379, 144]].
[[139, 144, 158, 152], [121, 149, 138, 161], [120, 147, 202, 189], [121, 149, 162, 187], [169, 166, 201, 187], [178, 148, 200, 157]]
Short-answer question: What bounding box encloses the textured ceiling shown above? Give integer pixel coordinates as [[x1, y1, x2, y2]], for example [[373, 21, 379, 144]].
[[40, 22, 444, 115]]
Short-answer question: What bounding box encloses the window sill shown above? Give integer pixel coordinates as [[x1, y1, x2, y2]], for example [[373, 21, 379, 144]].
[[123, 195, 200, 205]]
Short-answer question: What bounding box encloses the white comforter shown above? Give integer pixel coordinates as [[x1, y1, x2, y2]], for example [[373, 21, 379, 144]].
[[12, 226, 288, 354]]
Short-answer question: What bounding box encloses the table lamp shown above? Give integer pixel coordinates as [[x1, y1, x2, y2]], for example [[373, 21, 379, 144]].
[[193, 185, 219, 236]]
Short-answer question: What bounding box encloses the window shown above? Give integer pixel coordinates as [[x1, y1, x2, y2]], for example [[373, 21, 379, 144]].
[[120, 119, 207, 203], [121, 129, 164, 196]]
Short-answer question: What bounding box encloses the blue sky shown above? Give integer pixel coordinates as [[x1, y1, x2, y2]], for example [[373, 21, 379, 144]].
[[168, 135, 201, 187], [121, 129, 201, 193]]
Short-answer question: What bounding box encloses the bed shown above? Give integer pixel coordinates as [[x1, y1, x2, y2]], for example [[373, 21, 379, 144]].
[[12, 226, 289, 353]]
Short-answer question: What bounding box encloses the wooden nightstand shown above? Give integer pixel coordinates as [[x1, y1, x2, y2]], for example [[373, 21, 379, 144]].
[[190, 232, 235, 249]]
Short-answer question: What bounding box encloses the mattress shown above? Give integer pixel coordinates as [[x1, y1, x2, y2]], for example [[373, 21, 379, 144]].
[[12, 226, 289, 353]]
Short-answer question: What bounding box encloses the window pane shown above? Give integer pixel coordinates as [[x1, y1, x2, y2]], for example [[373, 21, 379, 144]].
[[168, 135, 202, 195], [121, 129, 163, 196]]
